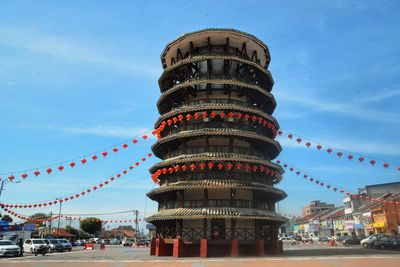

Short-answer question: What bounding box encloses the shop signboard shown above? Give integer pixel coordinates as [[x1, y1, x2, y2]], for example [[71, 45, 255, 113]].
[[345, 220, 354, 230]]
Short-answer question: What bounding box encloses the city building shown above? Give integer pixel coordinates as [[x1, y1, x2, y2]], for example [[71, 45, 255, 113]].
[[146, 29, 287, 257], [301, 200, 335, 217], [318, 207, 344, 238], [343, 182, 400, 235]]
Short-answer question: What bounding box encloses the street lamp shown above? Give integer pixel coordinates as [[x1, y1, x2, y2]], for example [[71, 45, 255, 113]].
[[0, 178, 21, 199]]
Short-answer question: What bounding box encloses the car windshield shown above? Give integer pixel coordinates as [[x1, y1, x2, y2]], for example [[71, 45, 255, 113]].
[[60, 239, 68, 243], [0, 240, 15, 245], [32, 240, 45, 244], [50, 240, 59, 244]]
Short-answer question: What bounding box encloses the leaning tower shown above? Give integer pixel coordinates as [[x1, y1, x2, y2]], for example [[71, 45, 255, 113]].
[[147, 29, 287, 257]]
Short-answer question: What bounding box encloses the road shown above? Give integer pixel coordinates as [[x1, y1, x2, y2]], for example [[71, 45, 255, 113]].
[[0, 244, 400, 267]]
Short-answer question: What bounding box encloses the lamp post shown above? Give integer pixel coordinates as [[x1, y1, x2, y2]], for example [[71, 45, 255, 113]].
[[0, 178, 21, 199]]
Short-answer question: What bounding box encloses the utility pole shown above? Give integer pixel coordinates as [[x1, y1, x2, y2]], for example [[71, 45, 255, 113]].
[[57, 198, 63, 236], [49, 212, 52, 236], [134, 210, 140, 240]]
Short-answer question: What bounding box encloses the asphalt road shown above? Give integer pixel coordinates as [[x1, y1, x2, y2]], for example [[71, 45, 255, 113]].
[[0, 244, 399, 267]]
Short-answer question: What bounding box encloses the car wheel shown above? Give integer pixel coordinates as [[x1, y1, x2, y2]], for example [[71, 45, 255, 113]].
[[362, 243, 369, 248], [380, 244, 386, 250], [30, 248, 33, 253]]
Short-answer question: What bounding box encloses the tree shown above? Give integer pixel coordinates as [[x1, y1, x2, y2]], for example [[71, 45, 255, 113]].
[[1, 215, 13, 222], [80, 218, 102, 235], [29, 213, 49, 220], [65, 225, 79, 236]]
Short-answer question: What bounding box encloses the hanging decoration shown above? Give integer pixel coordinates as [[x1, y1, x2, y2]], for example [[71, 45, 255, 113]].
[[277, 159, 400, 206], [151, 161, 282, 185], [276, 130, 400, 172], [0, 152, 153, 209], [0, 207, 144, 224], [1, 133, 152, 183], [152, 110, 278, 139]]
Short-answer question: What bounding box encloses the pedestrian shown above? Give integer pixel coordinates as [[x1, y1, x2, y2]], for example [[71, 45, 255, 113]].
[[18, 238, 23, 257]]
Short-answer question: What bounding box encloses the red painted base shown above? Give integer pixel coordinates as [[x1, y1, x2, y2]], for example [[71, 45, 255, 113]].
[[255, 239, 265, 256], [200, 239, 208, 258], [230, 239, 239, 257]]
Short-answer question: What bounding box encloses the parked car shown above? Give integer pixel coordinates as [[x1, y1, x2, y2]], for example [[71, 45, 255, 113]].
[[110, 238, 121, 245], [137, 239, 150, 246], [373, 236, 400, 250], [0, 240, 21, 257], [23, 239, 49, 253], [122, 238, 135, 247], [361, 234, 387, 248], [342, 236, 362, 246], [279, 237, 297, 245], [294, 236, 303, 242], [57, 239, 72, 251], [73, 240, 86, 246], [44, 239, 64, 252]]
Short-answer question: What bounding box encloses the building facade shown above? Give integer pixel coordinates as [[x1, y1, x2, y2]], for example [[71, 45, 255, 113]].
[[146, 29, 287, 257], [301, 200, 335, 217]]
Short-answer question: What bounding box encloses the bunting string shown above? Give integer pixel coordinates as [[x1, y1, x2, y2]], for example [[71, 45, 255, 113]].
[[277, 130, 400, 172], [278, 159, 400, 206], [0, 152, 153, 209], [151, 161, 282, 184], [152, 110, 278, 139], [1, 133, 150, 183]]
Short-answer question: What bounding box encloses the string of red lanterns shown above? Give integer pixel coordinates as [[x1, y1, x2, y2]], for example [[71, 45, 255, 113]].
[[1, 133, 151, 183], [0, 207, 143, 224], [278, 159, 400, 206], [151, 161, 282, 185], [277, 130, 400, 172], [152, 110, 278, 139], [0, 152, 153, 209]]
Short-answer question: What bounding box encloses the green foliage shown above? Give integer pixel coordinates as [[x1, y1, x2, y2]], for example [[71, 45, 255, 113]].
[[29, 213, 49, 220], [65, 225, 79, 236], [1, 214, 13, 222], [80, 217, 102, 235]]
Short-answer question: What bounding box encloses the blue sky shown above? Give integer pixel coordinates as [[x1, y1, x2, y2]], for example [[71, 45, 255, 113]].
[[0, 0, 399, 228]]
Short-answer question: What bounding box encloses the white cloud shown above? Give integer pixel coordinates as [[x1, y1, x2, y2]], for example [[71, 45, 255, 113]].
[[275, 89, 400, 124], [0, 26, 160, 78]]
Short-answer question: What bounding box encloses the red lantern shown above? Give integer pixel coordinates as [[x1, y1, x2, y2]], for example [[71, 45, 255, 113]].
[[91, 155, 98, 161], [278, 130, 283, 136], [296, 138, 302, 143], [186, 114, 192, 121], [217, 163, 224, 170], [122, 143, 128, 149], [251, 115, 257, 122], [190, 164, 196, 171], [236, 163, 242, 170], [226, 163, 233, 170], [102, 151, 108, 157], [129, 165, 133, 170], [383, 163, 390, 168], [306, 142, 311, 148], [202, 112, 208, 118], [310, 178, 314, 182], [316, 145, 322, 150], [8, 175, 15, 181], [245, 164, 251, 172], [132, 139, 138, 144], [340, 189, 344, 193], [123, 170, 128, 175], [337, 152, 343, 158], [228, 112, 235, 118], [58, 165, 64, 171], [81, 158, 87, 164], [34, 170, 40, 176], [199, 162, 206, 170], [178, 114, 184, 121], [288, 134, 293, 139], [210, 111, 217, 118], [181, 165, 187, 171], [113, 147, 118, 153], [208, 162, 214, 169], [194, 113, 200, 120], [142, 135, 148, 140], [70, 162, 76, 168], [327, 148, 332, 154], [236, 112, 243, 119], [172, 117, 178, 124], [244, 114, 250, 121], [148, 153, 153, 157], [358, 157, 364, 162], [369, 160, 376, 165], [348, 155, 353, 160], [296, 171, 300, 175], [46, 168, 52, 174], [116, 173, 121, 178], [220, 111, 226, 118], [252, 165, 258, 172], [135, 162, 140, 166]]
